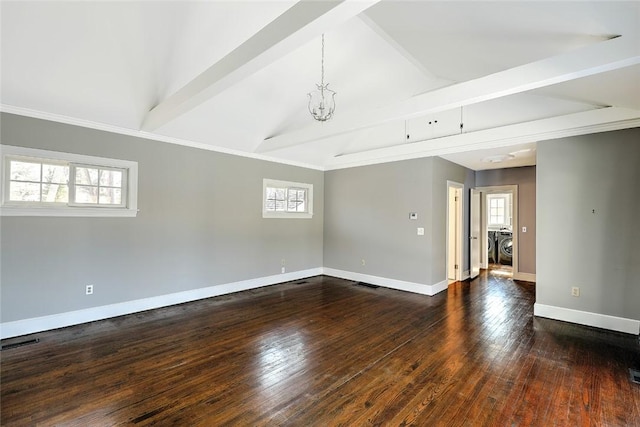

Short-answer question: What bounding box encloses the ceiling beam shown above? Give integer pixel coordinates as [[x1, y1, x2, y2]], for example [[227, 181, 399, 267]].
[[142, 0, 380, 131], [324, 107, 640, 170], [256, 35, 640, 153]]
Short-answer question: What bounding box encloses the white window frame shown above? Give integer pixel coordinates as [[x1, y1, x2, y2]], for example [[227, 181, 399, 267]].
[[1, 145, 138, 217], [262, 178, 313, 219], [487, 194, 511, 229]]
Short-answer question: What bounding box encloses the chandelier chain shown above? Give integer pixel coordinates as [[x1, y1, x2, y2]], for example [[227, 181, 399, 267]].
[[321, 34, 325, 87]]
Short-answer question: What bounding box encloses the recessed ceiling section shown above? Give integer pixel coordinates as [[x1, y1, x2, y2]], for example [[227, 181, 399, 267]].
[[440, 142, 537, 171]]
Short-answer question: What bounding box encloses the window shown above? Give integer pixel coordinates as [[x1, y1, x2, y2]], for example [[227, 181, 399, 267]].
[[489, 197, 505, 225], [1, 145, 138, 217], [487, 194, 511, 228], [71, 164, 126, 207], [263, 179, 313, 219]]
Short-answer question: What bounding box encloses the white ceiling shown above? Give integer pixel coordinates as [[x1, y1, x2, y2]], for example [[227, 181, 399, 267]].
[[2, 1, 639, 171]]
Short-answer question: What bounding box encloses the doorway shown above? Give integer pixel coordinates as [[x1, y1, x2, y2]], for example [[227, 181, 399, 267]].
[[473, 185, 519, 279], [446, 181, 464, 284]]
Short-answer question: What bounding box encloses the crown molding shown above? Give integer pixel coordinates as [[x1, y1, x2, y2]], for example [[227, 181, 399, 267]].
[[0, 104, 324, 171]]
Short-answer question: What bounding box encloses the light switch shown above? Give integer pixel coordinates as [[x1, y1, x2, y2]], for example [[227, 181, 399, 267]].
[[522, 226, 527, 233], [417, 227, 425, 236]]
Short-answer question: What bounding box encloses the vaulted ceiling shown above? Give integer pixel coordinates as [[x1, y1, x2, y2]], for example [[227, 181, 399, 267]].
[[2, 1, 639, 171]]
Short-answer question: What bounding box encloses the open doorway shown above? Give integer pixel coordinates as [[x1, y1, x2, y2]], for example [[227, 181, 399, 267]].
[[474, 185, 519, 279], [446, 181, 464, 284], [487, 192, 514, 277]]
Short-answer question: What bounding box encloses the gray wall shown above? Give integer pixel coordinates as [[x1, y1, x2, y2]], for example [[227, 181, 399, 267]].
[[0, 113, 324, 322], [323, 156, 473, 286], [431, 157, 475, 283], [476, 166, 536, 274], [537, 128, 640, 320]]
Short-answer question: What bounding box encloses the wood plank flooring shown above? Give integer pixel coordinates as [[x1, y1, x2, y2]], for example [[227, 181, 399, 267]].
[[2, 272, 640, 426]]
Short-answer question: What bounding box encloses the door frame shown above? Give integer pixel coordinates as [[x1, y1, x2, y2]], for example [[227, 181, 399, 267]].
[[446, 181, 464, 283], [469, 188, 481, 279], [475, 185, 519, 275]]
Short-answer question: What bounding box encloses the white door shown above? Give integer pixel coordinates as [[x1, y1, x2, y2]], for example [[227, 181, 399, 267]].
[[470, 188, 481, 279], [447, 186, 457, 281]]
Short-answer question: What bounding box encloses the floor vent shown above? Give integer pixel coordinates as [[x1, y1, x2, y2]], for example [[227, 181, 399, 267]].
[[355, 282, 380, 289], [630, 369, 640, 385], [295, 280, 308, 285], [1, 338, 40, 351]]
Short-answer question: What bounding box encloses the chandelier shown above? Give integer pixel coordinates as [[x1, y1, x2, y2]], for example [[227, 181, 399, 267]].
[[308, 34, 336, 122]]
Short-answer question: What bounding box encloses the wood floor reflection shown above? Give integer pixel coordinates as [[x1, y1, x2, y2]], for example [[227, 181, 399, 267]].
[[2, 273, 639, 426]]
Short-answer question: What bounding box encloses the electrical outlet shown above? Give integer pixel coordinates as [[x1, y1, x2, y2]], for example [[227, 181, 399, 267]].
[[86, 285, 93, 295], [571, 287, 580, 297], [361, 259, 366, 266], [281, 266, 286, 274]]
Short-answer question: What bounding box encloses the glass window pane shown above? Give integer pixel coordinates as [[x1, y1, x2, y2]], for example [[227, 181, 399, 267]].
[[42, 164, 69, 184], [99, 169, 122, 187], [10, 160, 41, 182], [287, 189, 305, 212], [275, 200, 286, 211], [10, 182, 40, 202], [274, 188, 286, 200], [9, 181, 41, 201], [265, 199, 276, 211], [42, 183, 69, 203], [98, 187, 122, 205], [75, 167, 99, 185], [75, 185, 98, 204]]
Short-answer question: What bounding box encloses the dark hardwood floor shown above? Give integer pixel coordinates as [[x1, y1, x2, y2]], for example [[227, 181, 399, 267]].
[[2, 272, 639, 426]]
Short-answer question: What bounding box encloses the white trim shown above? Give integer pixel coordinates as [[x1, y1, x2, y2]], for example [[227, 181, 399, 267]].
[[534, 303, 640, 335], [1, 144, 138, 217], [513, 272, 536, 282], [4, 105, 639, 174], [0, 207, 138, 217], [0, 268, 322, 339], [0, 104, 324, 171], [446, 181, 464, 282], [323, 267, 448, 296]]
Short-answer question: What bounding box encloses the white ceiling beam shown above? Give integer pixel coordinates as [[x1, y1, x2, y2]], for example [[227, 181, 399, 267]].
[[324, 107, 640, 170], [142, 0, 380, 131], [257, 35, 640, 153]]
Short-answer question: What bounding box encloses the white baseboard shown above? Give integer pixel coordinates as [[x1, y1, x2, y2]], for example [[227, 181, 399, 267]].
[[0, 268, 322, 339], [322, 268, 448, 297], [534, 303, 640, 335], [513, 272, 536, 282]]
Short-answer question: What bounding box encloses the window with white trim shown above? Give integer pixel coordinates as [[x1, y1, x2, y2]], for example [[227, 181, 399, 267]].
[[487, 193, 511, 228], [263, 179, 313, 219], [1, 145, 138, 217]]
